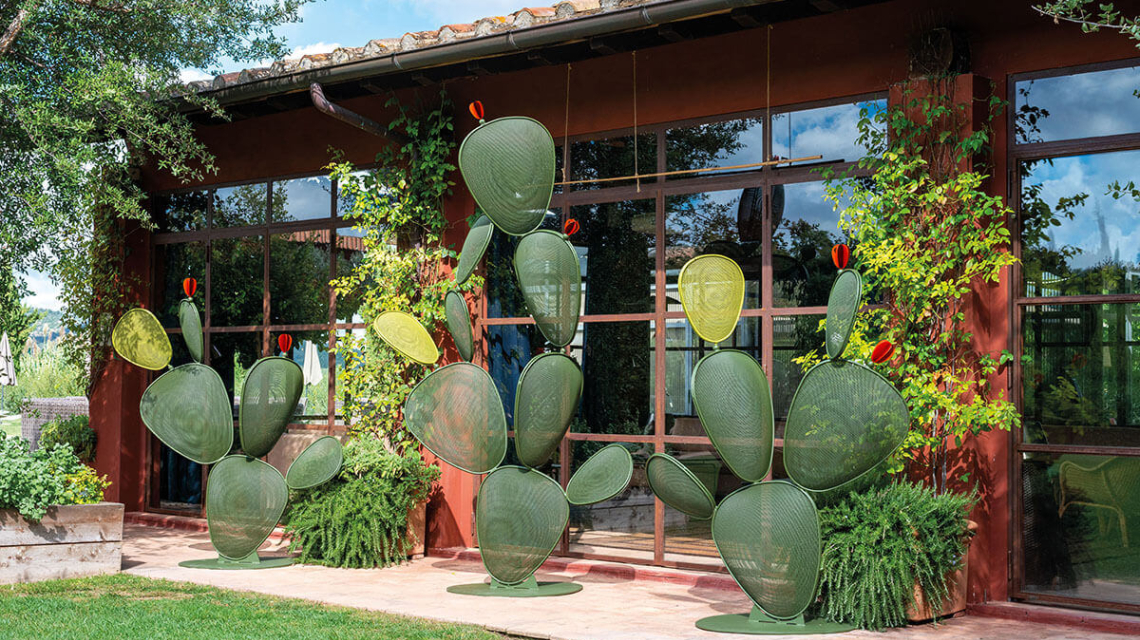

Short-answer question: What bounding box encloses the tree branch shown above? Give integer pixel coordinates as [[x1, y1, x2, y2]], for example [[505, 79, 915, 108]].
[[69, 0, 131, 14], [0, 3, 38, 57]]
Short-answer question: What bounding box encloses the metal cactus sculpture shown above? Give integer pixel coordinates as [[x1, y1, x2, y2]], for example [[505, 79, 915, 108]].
[[646, 246, 909, 634], [374, 104, 633, 597], [110, 277, 343, 569]]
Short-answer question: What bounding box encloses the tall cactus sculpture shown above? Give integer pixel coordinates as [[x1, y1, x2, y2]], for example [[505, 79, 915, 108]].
[[110, 277, 343, 569], [374, 104, 633, 597], [647, 247, 909, 634]]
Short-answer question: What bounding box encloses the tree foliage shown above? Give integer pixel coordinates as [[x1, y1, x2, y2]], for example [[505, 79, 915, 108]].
[[0, 266, 41, 370], [813, 76, 1020, 492], [0, 0, 310, 391]]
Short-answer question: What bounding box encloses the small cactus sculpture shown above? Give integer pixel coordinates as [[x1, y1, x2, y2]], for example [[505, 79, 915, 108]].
[[111, 278, 343, 569], [648, 244, 909, 634], [373, 106, 633, 597]]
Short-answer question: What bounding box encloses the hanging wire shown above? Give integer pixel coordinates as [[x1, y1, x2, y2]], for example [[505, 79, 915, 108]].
[[632, 50, 639, 193], [563, 63, 572, 183]]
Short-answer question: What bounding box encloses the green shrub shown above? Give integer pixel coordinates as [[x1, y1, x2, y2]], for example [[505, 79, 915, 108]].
[[39, 415, 96, 463], [815, 482, 975, 630], [0, 437, 110, 521], [284, 437, 440, 568]]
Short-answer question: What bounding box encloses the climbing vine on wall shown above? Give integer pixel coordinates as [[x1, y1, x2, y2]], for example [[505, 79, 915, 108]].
[[329, 91, 480, 449]]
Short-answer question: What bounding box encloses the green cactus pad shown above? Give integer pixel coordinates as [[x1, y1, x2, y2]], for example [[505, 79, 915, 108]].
[[178, 299, 203, 363], [476, 466, 568, 585], [458, 117, 555, 236], [139, 363, 233, 465], [445, 291, 475, 362], [112, 307, 172, 370], [404, 362, 507, 474], [566, 443, 634, 506], [455, 215, 494, 285], [783, 359, 908, 492], [514, 230, 581, 348], [691, 349, 774, 483], [206, 455, 289, 561], [713, 481, 821, 620], [286, 436, 344, 490], [646, 453, 716, 520], [825, 269, 862, 360], [239, 357, 305, 458], [514, 352, 583, 468]]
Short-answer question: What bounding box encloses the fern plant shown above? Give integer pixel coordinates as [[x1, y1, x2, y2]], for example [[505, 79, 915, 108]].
[[284, 437, 440, 569], [815, 482, 975, 630]]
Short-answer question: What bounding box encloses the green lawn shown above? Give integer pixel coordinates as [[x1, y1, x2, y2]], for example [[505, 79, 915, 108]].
[[0, 574, 502, 640], [0, 414, 20, 438]]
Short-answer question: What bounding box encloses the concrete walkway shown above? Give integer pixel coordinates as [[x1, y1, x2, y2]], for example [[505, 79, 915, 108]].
[[121, 524, 1127, 640]]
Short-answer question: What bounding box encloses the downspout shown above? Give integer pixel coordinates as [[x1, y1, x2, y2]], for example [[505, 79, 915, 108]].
[[196, 0, 779, 107], [309, 82, 411, 145]]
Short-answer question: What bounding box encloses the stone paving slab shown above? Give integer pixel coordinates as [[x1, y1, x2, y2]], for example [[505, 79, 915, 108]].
[[121, 525, 1130, 640]]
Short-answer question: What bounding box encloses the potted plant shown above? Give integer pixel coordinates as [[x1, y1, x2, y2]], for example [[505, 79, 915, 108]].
[[0, 437, 121, 584]]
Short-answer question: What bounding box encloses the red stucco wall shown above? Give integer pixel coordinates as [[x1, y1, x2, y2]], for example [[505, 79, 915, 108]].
[[112, 0, 1139, 599]]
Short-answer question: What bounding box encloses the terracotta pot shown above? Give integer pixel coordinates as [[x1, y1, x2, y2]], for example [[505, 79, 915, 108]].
[[906, 520, 977, 623], [406, 501, 427, 559]]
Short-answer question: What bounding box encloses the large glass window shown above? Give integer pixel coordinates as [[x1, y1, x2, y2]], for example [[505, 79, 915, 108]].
[[1013, 61, 1140, 614], [150, 174, 361, 516], [484, 95, 884, 568]]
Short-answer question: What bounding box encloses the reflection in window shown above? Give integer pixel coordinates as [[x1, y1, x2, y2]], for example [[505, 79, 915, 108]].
[[772, 314, 822, 423], [773, 181, 853, 307], [665, 118, 762, 177], [666, 190, 761, 309], [1021, 151, 1140, 298], [568, 322, 652, 436], [486, 323, 545, 427], [273, 176, 333, 222], [1020, 452, 1140, 606], [212, 183, 266, 228], [567, 441, 653, 560], [570, 133, 656, 189], [1015, 67, 1140, 144], [154, 242, 205, 328], [210, 332, 264, 418], [663, 442, 743, 564], [485, 210, 561, 318], [334, 227, 365, 323], [772, 100, 885, 163], [282, 332, 329, 419], [210, 235, 264, 326], [659, 317, 760, 440], [269, 231, 330, 326], [153, 191, 207, 232], [570, 200, 656, 315], [1021, 303, 1140, 447]]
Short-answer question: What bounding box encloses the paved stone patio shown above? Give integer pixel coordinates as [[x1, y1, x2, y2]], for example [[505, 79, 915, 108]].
[[121, 524, 1130, 640]]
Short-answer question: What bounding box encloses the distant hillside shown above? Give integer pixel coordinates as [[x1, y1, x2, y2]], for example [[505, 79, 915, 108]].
[[29, 308, 64, 346]]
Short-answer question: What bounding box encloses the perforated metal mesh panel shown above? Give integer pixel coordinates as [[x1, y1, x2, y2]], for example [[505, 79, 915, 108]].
[[404, 363, 507, 474], [691, 349, 774, 483], [646, 453, 716, 520], [476, 466, 568, 585], [139, 363, 233, 465], [565, 444, 633, 506], [239, 357, 305, 459], [286, 436, 344, 490], [678, 255, 745, 345], [206, 456, 289, 560], [784, 360, 909, 492], [514, 230, 581, 348], [458, 117, 555, 236], [825, 269, 862, 360], [373, 311, 439, 365], [713, 481, 821, 620], [445, 291, 475, 362], [456, 215, 494, 285], [179, 299, 203, 363], [514, 353, 582, 468], [112, 308, 172, 370]]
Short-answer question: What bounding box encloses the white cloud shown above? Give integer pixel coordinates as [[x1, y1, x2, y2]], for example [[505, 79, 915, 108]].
[[287, 41, 342, 58], [179, 68, 214, 83], [21, 270, 61, 312], [391, 0, 526, 24]]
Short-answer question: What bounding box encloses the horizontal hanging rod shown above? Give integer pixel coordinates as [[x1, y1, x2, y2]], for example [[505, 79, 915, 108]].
[[554, 154, 825, 186]]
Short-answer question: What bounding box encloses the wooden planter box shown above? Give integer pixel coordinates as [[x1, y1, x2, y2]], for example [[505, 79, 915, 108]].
[[0, 503, 124, 585]]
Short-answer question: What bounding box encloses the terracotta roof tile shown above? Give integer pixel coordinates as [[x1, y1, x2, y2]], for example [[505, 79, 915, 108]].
[[182, 0, 658, 94]]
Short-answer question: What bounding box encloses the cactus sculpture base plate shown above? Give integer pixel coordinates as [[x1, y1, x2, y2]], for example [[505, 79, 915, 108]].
[[696, 607, 856, 635], [179, 552, 295, 570], [446, 575, 582, 597]]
